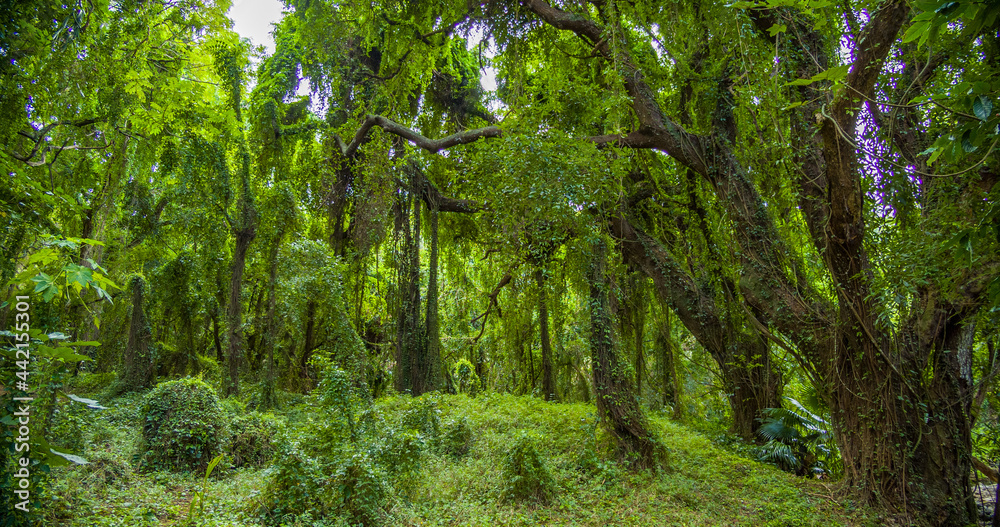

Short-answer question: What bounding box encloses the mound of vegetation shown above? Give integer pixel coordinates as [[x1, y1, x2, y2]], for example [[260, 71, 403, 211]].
[[138, 377, 226, 472], [251, 372, 870, 527]]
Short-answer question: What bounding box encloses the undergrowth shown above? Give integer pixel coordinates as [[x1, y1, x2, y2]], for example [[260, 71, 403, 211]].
[[41, 372, 875, 527]]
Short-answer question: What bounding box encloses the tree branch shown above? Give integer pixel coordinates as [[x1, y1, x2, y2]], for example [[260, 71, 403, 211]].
[[335, 114, 501, 158]]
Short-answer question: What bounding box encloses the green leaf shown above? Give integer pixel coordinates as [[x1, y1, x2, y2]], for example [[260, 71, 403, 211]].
[[767, 23, 787, 36], [63, 263, 93, 289], [35, 344, 91, 362], [785, 64, 850, 87], [935, 1, 959, 15], [973, 95, 992, 122], [902, 20, 930, 45]]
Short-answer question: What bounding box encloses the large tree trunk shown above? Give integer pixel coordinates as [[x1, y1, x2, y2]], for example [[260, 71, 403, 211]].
[[610, 212, 781, 439], [226, 226, 255, 396], [394, 188, 426, 395], [122, 276, 154, 392], [588, 239, 663, 468], [536, 268, 555, 401]]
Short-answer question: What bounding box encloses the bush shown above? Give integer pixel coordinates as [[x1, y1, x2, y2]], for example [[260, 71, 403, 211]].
[[138, 377, 225, 472], [501, 433, 555, 503], [440, 418, 472, 458], [400, 396, 441, 449], [75, 453, 132, 489], [228, 411, 280, 468], [261, 366, 405, 525], [450, 359, 481, 396]]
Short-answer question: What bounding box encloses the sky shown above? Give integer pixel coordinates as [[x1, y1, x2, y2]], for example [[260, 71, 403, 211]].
[[228, 0, 284, 55]]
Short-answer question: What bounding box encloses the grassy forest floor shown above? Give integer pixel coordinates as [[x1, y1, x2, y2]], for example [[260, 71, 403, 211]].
[[39, 373, 879, 527]]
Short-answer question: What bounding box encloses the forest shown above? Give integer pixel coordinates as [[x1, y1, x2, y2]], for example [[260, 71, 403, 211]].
[[1, 0, 999, 525]]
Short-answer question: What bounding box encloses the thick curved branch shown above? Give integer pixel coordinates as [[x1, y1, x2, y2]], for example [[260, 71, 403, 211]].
[[521, 0, 707, 173], [336, 114, 501, 158]]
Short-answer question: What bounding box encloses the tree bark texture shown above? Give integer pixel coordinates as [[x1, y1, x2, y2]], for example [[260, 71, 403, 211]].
[[536, 268, 555, 401], [226, 226, 255, 396], [123, 276, 154, 392], [588, 239, 664, 468]]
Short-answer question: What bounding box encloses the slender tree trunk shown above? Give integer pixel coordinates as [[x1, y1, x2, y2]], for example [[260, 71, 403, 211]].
[[634, 280, 646, 398], [301, 299, 317, 383], [260, 239, 281, 409], [588, 240, 663, 468], [123, 276, 154, 392], [211, 305, 224, 364], [659, 309, 683, 419], [424, 199, 442, 392], [993, 462, 999, 527], [536, 268, 555, 401], [226, 227, 255, 396]]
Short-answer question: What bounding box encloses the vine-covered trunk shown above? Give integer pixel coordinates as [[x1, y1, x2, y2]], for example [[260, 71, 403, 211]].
[[826, 300, 978, 525], [122, 276, 153, 392], [658, 310, 682, 419], [423, 200, 442, 393], [588, 240, 663, 468], [536, 268, 555, 401], [722, 333, 781, 440], [633, 278, 646, 397], [226, 227, 254, 396], [394, 189, 427, 395]]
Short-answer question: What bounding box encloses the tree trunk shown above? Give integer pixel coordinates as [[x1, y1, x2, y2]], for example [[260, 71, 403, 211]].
[[993, 461, 1000, 527], [122, 276, 154, 392], [226, 226, 255, 396], [610, 212, 780, 439], [588, 239, 663, 468], [301, 299, 317, 383], [536, 268, 555, 401], [211, 305, 224, 364], [260, 239, 281, 409], [394, 188, 426, 395], [633, 277, 646, 398], [659, 309, 682, 420], [423, 199, 442, 393]]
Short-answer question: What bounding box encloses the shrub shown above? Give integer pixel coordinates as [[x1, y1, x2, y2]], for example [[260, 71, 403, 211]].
[[440, 418, 472, 458], [260, 366, 409, 526], [138, 377, 225, 472], [228, 411, 280, 468], [450, 359, 481, 396], [75, 453, 132, 489], [400, 396, 441, 449], [501, 433, 555, 503]]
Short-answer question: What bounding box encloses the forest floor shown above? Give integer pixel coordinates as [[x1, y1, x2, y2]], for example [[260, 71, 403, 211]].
[[39, 374, 883, 527]]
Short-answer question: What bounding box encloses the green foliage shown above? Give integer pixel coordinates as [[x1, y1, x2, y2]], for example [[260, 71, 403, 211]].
[[440, 417, 473, 458], [754, 399, 838, 478], [450, 359, 481, 396], [187, 453, 225, 525], [138, 377, 225, 473], [399, 396, 442, 449], [259, 366, 424, 525], [227, 412, 280, 469], [501, 433, 556, 503]]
